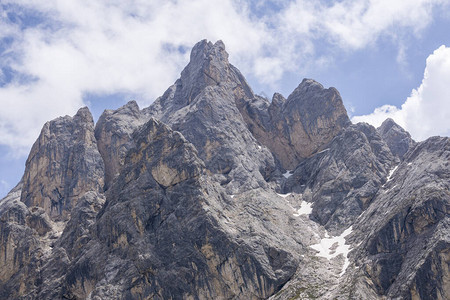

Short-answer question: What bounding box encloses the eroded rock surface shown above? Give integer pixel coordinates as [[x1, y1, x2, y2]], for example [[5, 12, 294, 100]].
[[378, 117, 416, 160], [283, 122, 396, 233], [95, 100, 149, 190], [145, 40, 276, 193], [240, 79, 351, 169], [351, 136, 450, 300], [0, 40, 448, 300], [21, 107, 104, 221]]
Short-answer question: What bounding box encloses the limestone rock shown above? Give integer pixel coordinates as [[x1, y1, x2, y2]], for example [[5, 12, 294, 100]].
[[145, 40, 276, 193], [20, 107, 104, 221], [378, 118, 416, 159], [238, 79, 351, 169], [0, 40, 447, 300], [95, 100, 149, 190], [55, 117, 300, 299], [351, 136, 449, 299], [284, 122, 396, 233]]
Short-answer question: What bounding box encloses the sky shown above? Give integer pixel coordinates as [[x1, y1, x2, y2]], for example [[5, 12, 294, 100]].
[[1, 0, 450, 198]]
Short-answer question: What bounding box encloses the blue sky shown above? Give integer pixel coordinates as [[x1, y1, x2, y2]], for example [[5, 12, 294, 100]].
[[1, 0, 450, 198]]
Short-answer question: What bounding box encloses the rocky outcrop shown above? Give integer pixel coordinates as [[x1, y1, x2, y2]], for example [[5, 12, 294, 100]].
[[0, 40, 447, 300], [20, 107, 104, 221], [350, 136, 449, 299], [283, 122, 396, 233], [1, 107, 106, 298], [95, 100, 149, 190], [0, 183, 37, 298], [145, 40, 276, 193], [378, 118, 416, 159], [49, 118, 302, 299], [237, 79, 351, 169]]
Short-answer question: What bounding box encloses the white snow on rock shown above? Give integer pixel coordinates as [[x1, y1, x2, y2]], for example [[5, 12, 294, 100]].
[[277, 193, 292, 198], [293, 201, 313, 216], [283, 171, 292, 178], [310, 226, 353, 277], [317, 148, 330, 154], [386, 165, 398, 182]]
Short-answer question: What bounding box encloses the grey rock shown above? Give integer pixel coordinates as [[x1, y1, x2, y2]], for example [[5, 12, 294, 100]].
[[54, 118, 302, 299], [284, 122, 396, 233], [95, 100, 149, 190], [378, 117, 416, 159], [0, 40, 448, 300], [21, 107, 105, 221], [238, 79, 351, 169], [145, 40, 276, 193], [351, 136, 449, 299]]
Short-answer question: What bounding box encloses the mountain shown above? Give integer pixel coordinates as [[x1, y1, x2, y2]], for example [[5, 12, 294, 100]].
[[0, 40, 448, 300]]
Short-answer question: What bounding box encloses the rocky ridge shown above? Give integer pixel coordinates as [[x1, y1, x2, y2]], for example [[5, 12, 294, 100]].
[[0, 40, 448, 300]]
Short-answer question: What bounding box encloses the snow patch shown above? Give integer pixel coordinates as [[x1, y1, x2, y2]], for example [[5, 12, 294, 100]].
[[386, 185, 397, 193], [230, 195, 235, 199], [283, 171, 293, 179], [317, 148, 330, 154], [53, 221, 66, 237], [386, 165, 398, 182], [277, 193, 292, 198], [310, 226, 353, 277], [293, 201, 312, 216]]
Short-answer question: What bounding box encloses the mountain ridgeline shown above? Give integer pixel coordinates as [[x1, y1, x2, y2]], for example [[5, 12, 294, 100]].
[[0, 40, 448, 300]]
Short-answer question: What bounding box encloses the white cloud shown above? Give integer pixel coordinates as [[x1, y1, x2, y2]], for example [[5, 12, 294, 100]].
[[0, 0, 448, 154], [352, 45, 450, 141]]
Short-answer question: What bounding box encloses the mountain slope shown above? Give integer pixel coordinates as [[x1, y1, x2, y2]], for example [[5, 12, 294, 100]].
[[0, 40, 448, 300]]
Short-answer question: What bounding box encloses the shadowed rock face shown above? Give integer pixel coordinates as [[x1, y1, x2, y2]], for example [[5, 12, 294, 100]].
[[53, 118, 298, 299], [378, 118, 416, 159], [353, 136, 450, 299], [0, 40, 448, 300], [284, 122, 396, 233]]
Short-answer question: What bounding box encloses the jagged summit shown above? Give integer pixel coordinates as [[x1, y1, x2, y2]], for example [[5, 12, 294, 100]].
[[188, 39, 228, 67], [378, 117, 415, 159], [1, 40, 448, 300], [179, 40, 234, 103]]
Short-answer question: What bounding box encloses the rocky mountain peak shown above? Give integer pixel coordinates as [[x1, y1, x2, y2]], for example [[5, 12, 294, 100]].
[[1, 40, 447, 300], [189, 39, 228, 66], [177, 39, 235, 105], [73, 106, 94, 124], [116, 99, 140, 115], [292, 78, 325, 93], [379, 117, 396, 129], [21, 107, 104, 221], [378, 117, 415, 159], [243, 76, 351, 169], [95, 100, 149, 190]]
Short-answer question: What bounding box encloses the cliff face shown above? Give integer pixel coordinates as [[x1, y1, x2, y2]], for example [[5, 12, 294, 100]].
[[238, 78, 350, 169], [355, 136, 449, 300], [21, 107, 104, 221], [0, 40, 448, 300]]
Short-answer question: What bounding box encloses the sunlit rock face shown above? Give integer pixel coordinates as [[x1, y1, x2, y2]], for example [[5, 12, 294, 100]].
[[21, 107, 104, 221], [0, 40, 448, 300]]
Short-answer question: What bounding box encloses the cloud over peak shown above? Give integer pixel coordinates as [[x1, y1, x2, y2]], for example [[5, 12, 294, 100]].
[[353, 45, 450, 141], [0, 0, 448, 153]]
